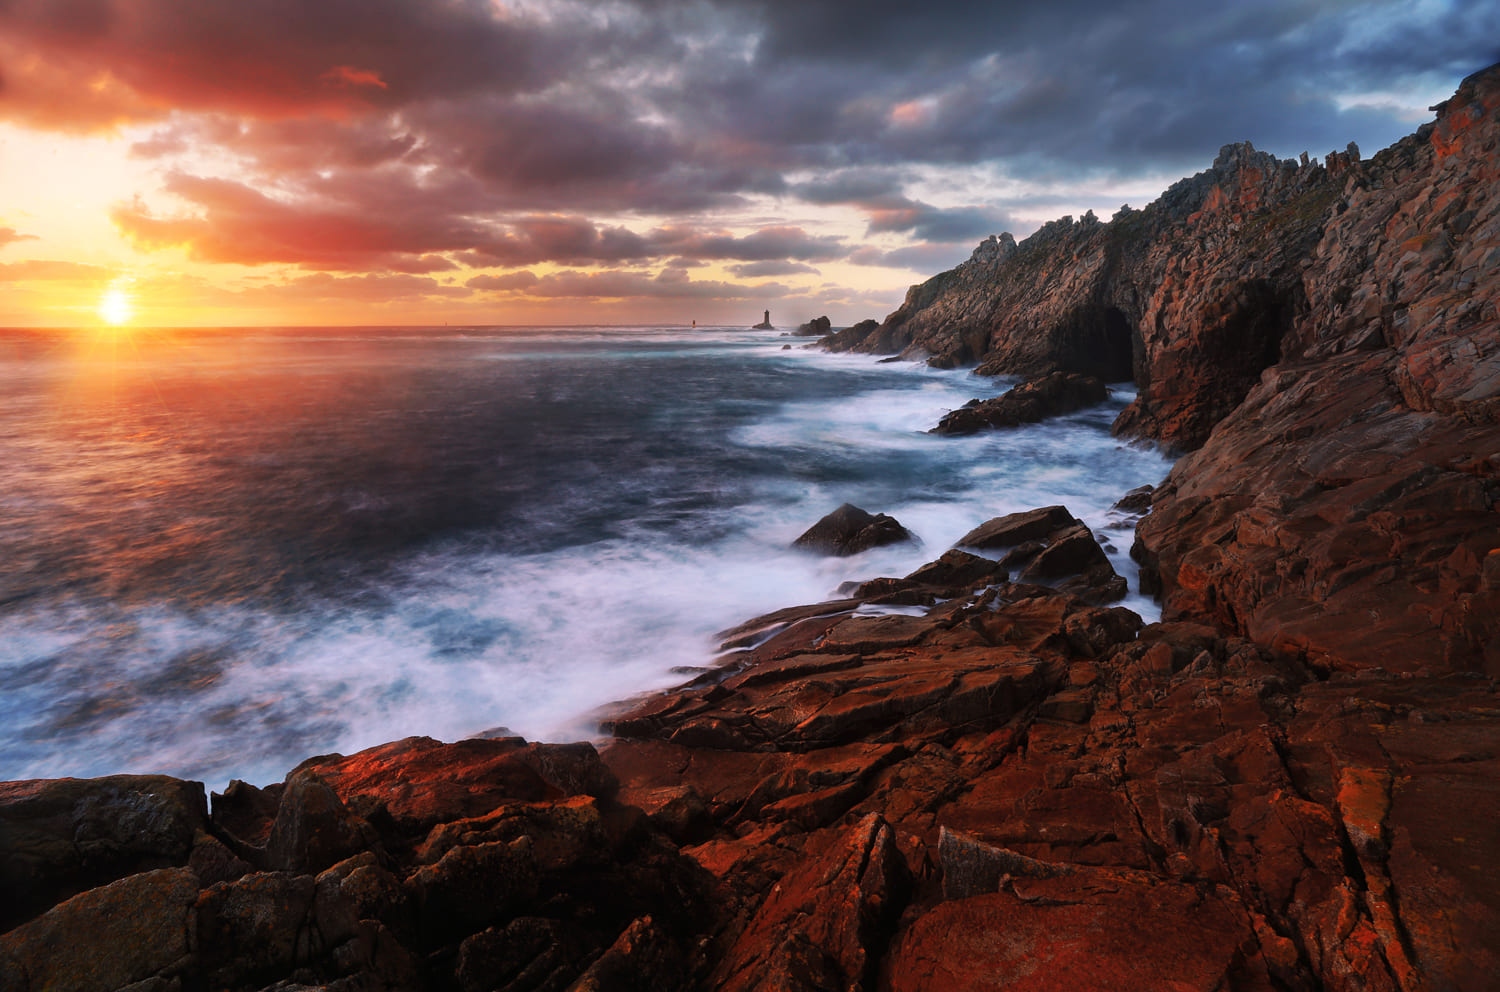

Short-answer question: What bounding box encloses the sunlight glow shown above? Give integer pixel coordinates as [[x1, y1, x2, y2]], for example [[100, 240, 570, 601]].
[[98, 287, 134, 326]]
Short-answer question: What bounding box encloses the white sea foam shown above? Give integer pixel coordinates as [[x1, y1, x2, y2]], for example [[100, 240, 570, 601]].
[[0, 329, 1176, 788]]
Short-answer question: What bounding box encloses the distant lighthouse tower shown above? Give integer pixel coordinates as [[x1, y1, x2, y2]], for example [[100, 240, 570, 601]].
[[752, 309, 774, 330]]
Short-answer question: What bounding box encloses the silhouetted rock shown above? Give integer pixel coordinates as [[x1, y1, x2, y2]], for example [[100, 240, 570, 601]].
[[793, 315, 832, 336], [791, 503, 915, 556]]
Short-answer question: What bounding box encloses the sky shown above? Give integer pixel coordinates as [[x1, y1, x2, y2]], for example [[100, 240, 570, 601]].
[[1, 0, 1497, 328]]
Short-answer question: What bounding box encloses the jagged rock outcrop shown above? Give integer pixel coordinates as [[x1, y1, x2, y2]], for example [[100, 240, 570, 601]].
[[792, 315, 832, 337], [931, 372, 1108, 434], [1134, 63, 1500, 678], [1, 738, 716, 992], [822, 77, 1493, 455]]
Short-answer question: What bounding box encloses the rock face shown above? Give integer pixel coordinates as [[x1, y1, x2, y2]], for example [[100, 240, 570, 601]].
[[1131, 64, 1500, 679], [793, 315, 833, 336], [932, 372, 1108, 434], [6, 62, 1500, 992], [1, 738, 714, 992], [792, 503, 915, 557], [825, 65, 1500, 455]]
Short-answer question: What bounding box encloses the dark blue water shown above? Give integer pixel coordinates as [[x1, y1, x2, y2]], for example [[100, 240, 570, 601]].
[[0, 325, 1172, 786]]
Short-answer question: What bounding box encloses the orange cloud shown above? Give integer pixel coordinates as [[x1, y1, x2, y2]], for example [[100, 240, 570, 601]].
[[0, 259, 115, 282], [0, 226, 40, 248], [321, 66, 389, 90]]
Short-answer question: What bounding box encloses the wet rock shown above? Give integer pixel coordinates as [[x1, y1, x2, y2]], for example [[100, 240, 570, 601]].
[[791, 503, 915, 557], [957, 508, 1126, 604], [932, 372, 1109, 434], [1112, 484, 1154, 512], [955, 505, 1078, 549], [902, 549, 1008, 591]]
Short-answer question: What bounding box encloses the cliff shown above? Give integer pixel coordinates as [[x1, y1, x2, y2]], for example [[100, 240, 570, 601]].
[[3, 66, 1498, 992], [826, 65, 1497, 455]]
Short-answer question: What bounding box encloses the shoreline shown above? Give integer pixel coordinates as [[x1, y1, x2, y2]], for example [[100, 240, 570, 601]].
[[4, 63, 1498, 991]]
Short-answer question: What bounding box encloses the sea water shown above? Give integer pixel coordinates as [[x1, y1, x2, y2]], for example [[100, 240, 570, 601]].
[[0, 325, 1173, 786]]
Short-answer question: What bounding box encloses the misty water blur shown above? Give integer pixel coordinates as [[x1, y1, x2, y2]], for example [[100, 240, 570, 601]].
[[0, 325, 1172, 786]]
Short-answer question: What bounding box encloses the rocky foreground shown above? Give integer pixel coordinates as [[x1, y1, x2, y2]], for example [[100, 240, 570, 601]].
[[4, 66, 1500, 992]]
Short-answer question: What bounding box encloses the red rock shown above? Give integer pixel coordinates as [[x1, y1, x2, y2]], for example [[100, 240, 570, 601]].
[[262, 771, 380, 874], [713, 814, 910, 992], [293, 736, 615, 835], [714, 599, 863, 650], [454, 916, 588, 992], [885, 869, 1273, 991], [403, 838, 541, 946]]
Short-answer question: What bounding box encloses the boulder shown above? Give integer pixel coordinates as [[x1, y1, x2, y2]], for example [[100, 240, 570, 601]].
[[791, 503, 915, 556], [932, 372, 1109, 434], [955, 505, 1078, 548], [0, 867, 200, 992], [0, 775, 207, 931], [957, 508, 1125, 603], [793, 315, 833, 336]]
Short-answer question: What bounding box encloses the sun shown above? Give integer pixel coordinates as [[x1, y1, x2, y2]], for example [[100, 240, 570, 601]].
[[98, 287, 134, 326]]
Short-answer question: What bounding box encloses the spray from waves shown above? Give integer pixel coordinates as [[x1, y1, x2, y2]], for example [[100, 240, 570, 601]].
[[0, 331, 1174, 788]]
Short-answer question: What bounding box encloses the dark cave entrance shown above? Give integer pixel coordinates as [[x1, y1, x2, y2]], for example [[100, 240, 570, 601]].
[[1100, 306, 1136, 383]]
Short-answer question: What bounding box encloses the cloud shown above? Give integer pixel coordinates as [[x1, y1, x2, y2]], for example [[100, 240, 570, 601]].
[[467, 271, 539, 291], [0, 259, 114, 282], [0, 0, 573, 130], [112, 171, 851, 273], [502, 268, 790, 301], [0, 227, 40, 249], [110, 171, 506, 267], [727, 260, 820, 277], [240, 271, 469, 303], [7, 0, 1498, 318], [649, 225, 847, 262], [848, 242, 975, 272]]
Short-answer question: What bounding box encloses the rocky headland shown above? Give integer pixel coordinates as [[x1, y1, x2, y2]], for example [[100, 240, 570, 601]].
[[4, 65, 1499, 992]]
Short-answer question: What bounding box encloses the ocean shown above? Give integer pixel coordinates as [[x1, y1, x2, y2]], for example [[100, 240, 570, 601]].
[[0, 324, 1173, 787]]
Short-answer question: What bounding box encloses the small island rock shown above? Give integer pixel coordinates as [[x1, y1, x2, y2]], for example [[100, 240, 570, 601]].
[[792, 503, 915, 556]]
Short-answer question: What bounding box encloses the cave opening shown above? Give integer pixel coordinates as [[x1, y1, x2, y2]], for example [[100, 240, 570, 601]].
[[1100, 306, 1136, 383]]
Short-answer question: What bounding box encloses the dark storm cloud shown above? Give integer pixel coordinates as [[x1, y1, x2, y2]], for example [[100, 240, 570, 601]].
[[860, 198, 1014, 242], [0, 0, 573, 128], [6, 0, 1494, 285], [654, 0, 1500, 176]]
